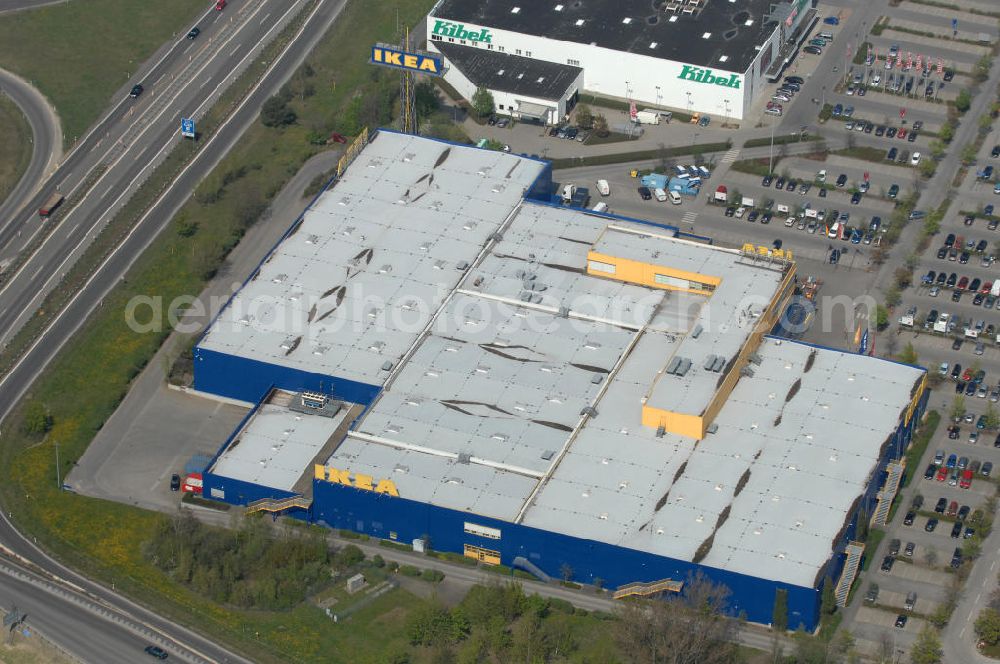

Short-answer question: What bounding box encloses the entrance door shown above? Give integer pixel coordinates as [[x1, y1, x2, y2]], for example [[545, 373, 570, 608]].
[[464, 544, 501, 565]]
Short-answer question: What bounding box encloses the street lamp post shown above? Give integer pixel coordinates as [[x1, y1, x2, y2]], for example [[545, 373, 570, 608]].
[[768, 118, 776, 174]]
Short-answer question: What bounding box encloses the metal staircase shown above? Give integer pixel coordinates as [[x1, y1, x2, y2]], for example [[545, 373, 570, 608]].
[[613, 578, 684, 600], [245, 495, 312, 514], [871, 461, 905, 527], [834, 541, 865, 607]]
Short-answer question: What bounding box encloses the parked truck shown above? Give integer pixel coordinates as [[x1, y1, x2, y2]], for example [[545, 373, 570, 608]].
[[934, 312, 950, 333], [713, 185, 728, 203], [635, 111, 661, 125], [640, 173, 670, 190], [668, 177, 701, 196], [990, 281, 1000, 298], [898, 306, 917, 327]]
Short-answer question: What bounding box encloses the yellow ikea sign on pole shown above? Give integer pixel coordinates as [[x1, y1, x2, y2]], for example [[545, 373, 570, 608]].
[[370, 45, 444, 75], [314, 465, 399, 497]]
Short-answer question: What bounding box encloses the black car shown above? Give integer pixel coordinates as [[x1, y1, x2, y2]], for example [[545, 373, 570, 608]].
[[836, 174, 848, 188], [951, 522, 962, 539], [880, 555, 895, 572], [638, 186, 652, 200], [145, 645, 169, 660], [935, 497, 947, 513], [926, 518, 939, 532], [785, 75, 804, 85], [937, 246, 948, 259], [952, 290, 962, 303], [993, 145, 1000, 158], [762, 175, 774, 187], [129, 84, 144, 98], [887, 127, 898, 139], [978, 239, 989, 252], [904, 510, 916, 525], [965, 215, 976, 226], [944, 70, 955, 82], [775, 176, 787, 189], [895, 615, 908, 629], [186, 27, 201, 39], [565, 127, 579, 140], [818, 187, 827, 198], [887, 147, 898, 161], [912, 494, 924, 510], [786, 179, 797, 192], [747, 210, 760, 223], [924, 464, 936, 480], [908, 131, 918, 143], [725, 206, 736, 217], [949, 425, 960, 439], [958, 505, 970, 521], [960, 252, 970, 264], [951, 548, 963, 568], [170, 474, 180, 491], [829, 249, 840, 264], [761, 212, 773, 224], [974, 293, 985, 306], [851, 192, 862, 205], [875, 125, 886, 137]]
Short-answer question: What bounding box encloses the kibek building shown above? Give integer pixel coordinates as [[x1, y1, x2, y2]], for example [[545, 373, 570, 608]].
[[425, 0, 816, 122]]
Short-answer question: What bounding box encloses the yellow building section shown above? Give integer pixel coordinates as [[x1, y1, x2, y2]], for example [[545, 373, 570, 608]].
[[586, 251, 721, 295], [641, 407, 704, 439], [905, 374, 927, 425], [464, 544, 501, 565]]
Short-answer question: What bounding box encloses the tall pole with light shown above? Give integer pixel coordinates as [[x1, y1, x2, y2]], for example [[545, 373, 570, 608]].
[[768, 116, 776, 175]]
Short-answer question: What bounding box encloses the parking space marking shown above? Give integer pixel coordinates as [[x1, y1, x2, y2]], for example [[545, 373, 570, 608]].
[[682, 211, 698, 226], [719, 148, 741, 165]]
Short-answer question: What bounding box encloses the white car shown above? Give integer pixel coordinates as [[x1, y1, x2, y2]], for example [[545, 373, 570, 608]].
[[735, 206, 747, 218], [911, 152, 921, 165], [596, 179, 611, 196], [784, 216, 795, 227], [872, 74, 881, 85], [765, 107, 783, 116]]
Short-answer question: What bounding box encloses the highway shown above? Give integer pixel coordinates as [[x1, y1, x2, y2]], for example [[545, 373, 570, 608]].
[[0, 0, 352, 662], [0, 0, 310, 348], [0, 67, 62, 236]]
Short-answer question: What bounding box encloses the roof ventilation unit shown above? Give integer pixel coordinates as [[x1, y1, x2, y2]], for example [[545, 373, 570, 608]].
[[740, 366, 755, 377], [690, 323, 704, 338], [456, 260, 470, 270], [590, 373, 604, 385], [557, 306, 570, 318], [711, 356, 726, 372], [675, 358, 692, 376], [457, 453, 471, 465], [666, 357, 682, 374], [656, 424, 666, 438], [706, 423, 719, 434], [580, 406, 598, 417], [380, 361, 394, 372], [541, 450, 555, 460], [703, 354, 717, 370]]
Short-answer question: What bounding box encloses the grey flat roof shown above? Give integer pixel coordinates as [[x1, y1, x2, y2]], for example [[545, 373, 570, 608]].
[[430, 0, 781, 72], [198, 131, 547, 388], [435, 42, 582, 101], [210, 401, 353, 492], [208, 133, 925, 588]]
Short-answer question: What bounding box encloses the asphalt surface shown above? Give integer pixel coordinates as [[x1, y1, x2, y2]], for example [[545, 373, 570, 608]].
[[0, 67, 62, 236], [0, 0, 352, 661]]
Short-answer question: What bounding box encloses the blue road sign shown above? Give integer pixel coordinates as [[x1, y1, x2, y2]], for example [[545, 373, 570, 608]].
[[859, 328, 869, 355], [181, 118, 196, 138]]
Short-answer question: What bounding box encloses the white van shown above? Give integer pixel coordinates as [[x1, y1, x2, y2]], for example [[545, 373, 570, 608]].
[[818, 31, 834, 41], [827, 222, 840, 238], [596, 179, 611, 196], [654, 188, 668, 202], [776, 203, 790, 214], [591, 201, 609, 213], [668, 190, 682, 205], [561, 184, 576, 204]]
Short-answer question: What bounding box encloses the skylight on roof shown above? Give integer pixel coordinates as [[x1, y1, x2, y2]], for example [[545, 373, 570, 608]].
[[622, 17, 632, 24], [719, 55, 729, 62], [669, 16, 678, 22], [745, 19, 754, 26], [511, 6, 520, 13], [575, 18, 585, 26], [649, 41, 658, 49], [554, 3, 563, 9], [702, 32, 712, 39]]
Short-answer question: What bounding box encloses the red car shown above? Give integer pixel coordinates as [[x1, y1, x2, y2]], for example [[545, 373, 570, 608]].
[[897, 128, 908, 140], [963, 368, 974, 382], [936, 466, 949, 482], [215, 0, 226, 10], [983, 281, 993, 294], [958, 276, 969, 290], [961, 469, 973, 489], [329, 132, 348, 144]]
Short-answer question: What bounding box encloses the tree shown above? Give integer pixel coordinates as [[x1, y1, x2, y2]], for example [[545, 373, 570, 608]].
[[772, 588, 789, 632], [575, 104, 593, 129], [260, 95, 296, 127], [414, 80, 440, 120], [961, 143, 978, 165], [471, 87, 495, 118], [939, 121, 955, 143], [910, 624, 942, 664], [955, 89, 972, 113], [559, 563, 574, 582], [875, 305, 889, 331], [980, 112, 994, 134], [22, 401, 53, 436], [593, 113, 609, 137], [975, 608, 1000, 646], [951, 395, 967, 422], [614, 573, 739, 664], [820, 578, 836, 616], [897, 342, 919, 365], [929, 139, 946, 159], [984, 403, 1000, 430], [919, 159, 936, 179]]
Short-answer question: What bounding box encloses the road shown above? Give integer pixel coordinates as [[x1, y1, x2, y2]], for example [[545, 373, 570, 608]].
[[0, 67, 62, 233], [0, 0, 309, 348], [0, 0, 353, 662], [0, 0, 67, 13]]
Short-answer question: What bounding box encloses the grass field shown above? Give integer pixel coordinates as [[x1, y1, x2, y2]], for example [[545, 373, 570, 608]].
[[0, 0, 208, 145], [0, 0, 454, 661], [0, 94, 32, 203]]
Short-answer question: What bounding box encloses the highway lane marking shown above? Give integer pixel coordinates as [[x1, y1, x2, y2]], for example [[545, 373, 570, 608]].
[[261, 11, 271, 24], [0, 0, 278, 335], [0, 3, 221, 243], [0, 0, 326, 422]]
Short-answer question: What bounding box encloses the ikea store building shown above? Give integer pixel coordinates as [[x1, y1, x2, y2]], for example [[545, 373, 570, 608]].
[[192, 130, 928, 631]]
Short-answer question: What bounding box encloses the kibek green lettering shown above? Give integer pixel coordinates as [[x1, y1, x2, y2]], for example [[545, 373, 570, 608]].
[[432, 19, 493, 43], [677, 65, 741, 89]]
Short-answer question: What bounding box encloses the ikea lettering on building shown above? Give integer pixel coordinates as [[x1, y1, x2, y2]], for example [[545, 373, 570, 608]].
[[423, 0, 818, 123], [194, 130, 928, 634], [370, 45, 443, 75]]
